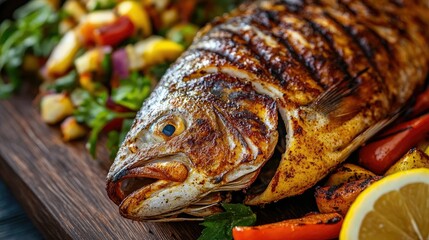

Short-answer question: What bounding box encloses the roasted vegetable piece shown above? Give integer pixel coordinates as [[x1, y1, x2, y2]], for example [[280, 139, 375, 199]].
[[359, 114, 429, 175], [61, 116, 87, 141], [232, 213, 343, 240], [94, 16, 135, 46], [45, 30, 81, 76], [40, 93, 75, 124], [384, 148, 429, 175], [315, 176, 381, 216], [325, 163, 376, 186]]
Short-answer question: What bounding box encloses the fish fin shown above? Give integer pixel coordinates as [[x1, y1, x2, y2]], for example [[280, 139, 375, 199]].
[[338, 108, 403, 158], [310, 68, 369, 117]]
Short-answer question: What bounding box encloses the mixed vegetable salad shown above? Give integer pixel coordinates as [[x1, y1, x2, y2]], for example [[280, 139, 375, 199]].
[[1, 0, 429, 240], [0, 0, 241, 158]]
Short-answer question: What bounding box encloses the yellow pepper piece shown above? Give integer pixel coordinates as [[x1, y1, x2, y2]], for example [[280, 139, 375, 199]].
[[116, 1, 152, 36], [74, 49, 102, 74], [46, 30, 81, 76], [142, 39, 184, 66]]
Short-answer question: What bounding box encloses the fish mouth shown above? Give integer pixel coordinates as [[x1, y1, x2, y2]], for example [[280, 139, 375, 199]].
[[107, 155, 224, 221], [106, 157, 189, 208]]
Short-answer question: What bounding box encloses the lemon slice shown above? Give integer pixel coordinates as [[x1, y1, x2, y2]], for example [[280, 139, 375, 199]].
[[340, 168, 429, 240]]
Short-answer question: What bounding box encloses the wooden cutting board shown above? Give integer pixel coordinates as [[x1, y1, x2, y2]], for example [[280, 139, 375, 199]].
[[0, 88, 201, 239], [0, 86, 317, 239]]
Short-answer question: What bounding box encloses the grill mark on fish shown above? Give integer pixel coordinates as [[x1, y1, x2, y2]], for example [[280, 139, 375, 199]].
[[303, 17, 353, 81], [360, 0, 380, 16], [262, 10, 323, 88], [278, 0, 305, 13], [336, 0, 394, 58], [241, 17, 324, 97], [218, 16, 321, 97], [219, 27, 287, 87], [337, 0, 357, 16], [252, 8, 349, 89], [192, 38, 248, 69], [322, 12, 382, 77]]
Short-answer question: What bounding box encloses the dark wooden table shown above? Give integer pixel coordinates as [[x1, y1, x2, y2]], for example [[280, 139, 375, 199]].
[[0, 179, 43, 240]]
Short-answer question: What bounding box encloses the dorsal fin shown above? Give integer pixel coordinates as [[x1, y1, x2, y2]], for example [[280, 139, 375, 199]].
[[309, 68, 369, 117]]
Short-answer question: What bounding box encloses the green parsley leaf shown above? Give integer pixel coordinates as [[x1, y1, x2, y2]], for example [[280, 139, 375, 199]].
[[112, 72, 151, 111], [73, 90, 135, 157], [199, 203, 256, 240]]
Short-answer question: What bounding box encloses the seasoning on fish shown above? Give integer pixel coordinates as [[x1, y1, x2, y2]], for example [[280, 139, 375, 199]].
[[106, 0, 429, 221]]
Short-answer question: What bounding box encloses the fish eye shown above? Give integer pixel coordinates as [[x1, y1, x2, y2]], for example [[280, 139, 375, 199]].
[[152, 114, 186, 141], [162, 124, 176, 137]]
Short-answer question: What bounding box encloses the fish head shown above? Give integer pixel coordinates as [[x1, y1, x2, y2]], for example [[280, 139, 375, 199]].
[[106, 73, 278, 221]]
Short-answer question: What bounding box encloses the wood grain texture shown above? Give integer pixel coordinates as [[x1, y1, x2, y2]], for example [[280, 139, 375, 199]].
[[0, 91, 201, 240]]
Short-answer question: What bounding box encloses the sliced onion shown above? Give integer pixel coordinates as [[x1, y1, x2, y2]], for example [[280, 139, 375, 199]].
[[112, 48, 129, 79]]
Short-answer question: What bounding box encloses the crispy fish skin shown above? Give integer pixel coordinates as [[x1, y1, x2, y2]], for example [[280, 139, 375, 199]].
[[107, 0, 429, 220]]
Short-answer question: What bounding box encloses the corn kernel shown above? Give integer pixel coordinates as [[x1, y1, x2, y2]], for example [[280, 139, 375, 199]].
[[61, 116, 87, 141], [40, 93, 75, 124], [46, 30, 81, 76], [116, 1, 152, 36]]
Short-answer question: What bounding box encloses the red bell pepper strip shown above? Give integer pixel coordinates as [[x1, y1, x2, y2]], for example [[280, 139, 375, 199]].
[[232, 213, 343, 240], [359, 113, 429, 175], [94, 16, 135, 46]]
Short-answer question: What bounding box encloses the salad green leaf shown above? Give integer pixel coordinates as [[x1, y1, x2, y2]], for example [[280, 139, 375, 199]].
[[46, 70, 77, 92], [199, 203, 256, 240], [0, 0, 60, 98]]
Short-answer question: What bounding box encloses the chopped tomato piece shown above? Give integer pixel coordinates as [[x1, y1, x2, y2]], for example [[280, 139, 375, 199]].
[[94, 16, 135, 46]]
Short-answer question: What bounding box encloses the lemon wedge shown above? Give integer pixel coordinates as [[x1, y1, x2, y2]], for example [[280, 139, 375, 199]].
[[340, 168, 429, 240]]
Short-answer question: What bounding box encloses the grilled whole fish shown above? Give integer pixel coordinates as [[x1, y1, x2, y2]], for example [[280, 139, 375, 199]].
[[107, 0, 429, 221]]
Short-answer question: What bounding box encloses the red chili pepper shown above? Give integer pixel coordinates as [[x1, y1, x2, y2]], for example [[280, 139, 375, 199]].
[[359, 113, 429, 175], [94, 16, 135, 46], [232, 213, 343, 240], [410, 88, 429, 117]]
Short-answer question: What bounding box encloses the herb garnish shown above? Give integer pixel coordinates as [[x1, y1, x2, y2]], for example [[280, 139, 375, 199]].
[[199, 203, 256, 240]]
